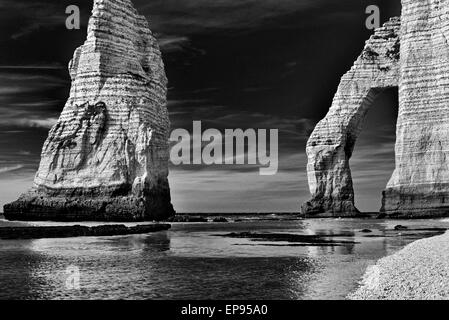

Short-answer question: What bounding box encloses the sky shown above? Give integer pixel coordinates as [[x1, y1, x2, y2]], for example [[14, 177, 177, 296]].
[[0, 0, 401, 213]]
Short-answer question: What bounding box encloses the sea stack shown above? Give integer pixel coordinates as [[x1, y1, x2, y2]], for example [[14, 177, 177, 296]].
[[302, 0, 449, 218], [4, 0, 175, 221]]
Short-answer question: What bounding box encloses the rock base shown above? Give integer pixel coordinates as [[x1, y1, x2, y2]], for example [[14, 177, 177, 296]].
[[300, 198, 362, 218], [380, 185, 449, 218], [0, 224, 171, 240], [3, 185, 175, 222]]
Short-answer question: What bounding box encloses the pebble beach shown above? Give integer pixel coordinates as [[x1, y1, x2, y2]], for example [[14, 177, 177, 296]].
[[349, 231, 449, 300]]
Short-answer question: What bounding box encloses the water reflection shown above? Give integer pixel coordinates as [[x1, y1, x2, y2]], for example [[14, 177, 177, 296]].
[[0, 217, 448, 299], [0, 240, 45, 299]]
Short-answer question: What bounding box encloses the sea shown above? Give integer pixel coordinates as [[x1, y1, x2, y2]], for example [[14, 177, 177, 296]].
[[0, 214, 448, 300]]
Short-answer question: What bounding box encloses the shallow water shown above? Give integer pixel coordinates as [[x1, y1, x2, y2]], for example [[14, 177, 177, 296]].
[[0, 215, 448, 300]]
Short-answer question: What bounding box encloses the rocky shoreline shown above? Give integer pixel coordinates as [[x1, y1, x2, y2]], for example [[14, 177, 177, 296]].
[[0, 223, 171, 240], [349, 231, 449, 300]]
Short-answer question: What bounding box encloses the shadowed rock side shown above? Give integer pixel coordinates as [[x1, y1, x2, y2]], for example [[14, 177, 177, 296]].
[[301, 18, 401, 217], [380, 0, 449, 218], [4, 0, 175, 221]]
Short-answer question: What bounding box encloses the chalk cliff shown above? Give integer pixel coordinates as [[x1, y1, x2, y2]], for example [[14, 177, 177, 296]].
[[301, 17, 401, 217], [303, 0, 449, 218], [4, 0, 175, 221], [381, 0, 449, 218]]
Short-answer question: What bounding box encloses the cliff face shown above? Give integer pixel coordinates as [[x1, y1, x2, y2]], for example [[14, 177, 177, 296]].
[[303, 0, 449, 218], [4, 0, 175, 221], [301, 18, 401, 217], [381, 0, 449, 217]]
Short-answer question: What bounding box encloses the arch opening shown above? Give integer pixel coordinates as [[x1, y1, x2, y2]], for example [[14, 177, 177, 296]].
[[351, 86, 399, 213]]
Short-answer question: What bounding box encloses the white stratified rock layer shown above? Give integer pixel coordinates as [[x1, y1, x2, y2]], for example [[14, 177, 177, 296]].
[[304, 0, 449, 218], [4, 0, 174, 221], [302, 18, 401, 217], [382, 0, 449, 217]]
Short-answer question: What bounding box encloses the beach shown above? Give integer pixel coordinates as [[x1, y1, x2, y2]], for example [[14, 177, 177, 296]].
[[350, 229, 449, 300]]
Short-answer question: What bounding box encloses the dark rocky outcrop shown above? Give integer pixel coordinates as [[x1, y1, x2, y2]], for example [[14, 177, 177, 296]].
[[219, 232, 357, 246], [168, 216, 208, 223], [0, 224, 170, 240]]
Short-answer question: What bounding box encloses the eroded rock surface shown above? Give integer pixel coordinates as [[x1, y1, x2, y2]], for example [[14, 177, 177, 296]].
[[4, 0, 174, 221], [381, 0, 449, 218], [301, 18, 401, 217], [304, 0, 449, 218]]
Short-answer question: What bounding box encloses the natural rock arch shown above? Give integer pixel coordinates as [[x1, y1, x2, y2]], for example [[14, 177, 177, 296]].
[[301, 18, 400, 217], [304, 0, 449, 218]]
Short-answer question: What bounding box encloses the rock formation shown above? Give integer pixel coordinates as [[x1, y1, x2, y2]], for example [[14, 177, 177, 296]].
[[303, 0, 449, 218], [301, 17, 401, 217], [0, 224, 171, 240], [381, 0, 449, 218], [4, 0, 175, 221]]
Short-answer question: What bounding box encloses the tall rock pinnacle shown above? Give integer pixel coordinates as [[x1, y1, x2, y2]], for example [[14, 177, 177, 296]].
[[303, 0, 449, 218], [4, 0, 175, 221]]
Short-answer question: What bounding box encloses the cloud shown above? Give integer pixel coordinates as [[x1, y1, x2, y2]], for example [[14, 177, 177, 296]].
[[158, 35, 192, 53], [0, 72, 68, 86], [0, 165, 24, 174], [0, 0, 334, 40], [0, 0, 86, 40], [0, 87, 34, 95], [0, 64, 64, 70], [0, 69, 65, 129], [9, 100, 61, 108], [0, 107, 59, 129], [0, 0, 326, 48], [167, 99, 210, 108], [139, 0, 332, 35], [8, 117, 58, 129]]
